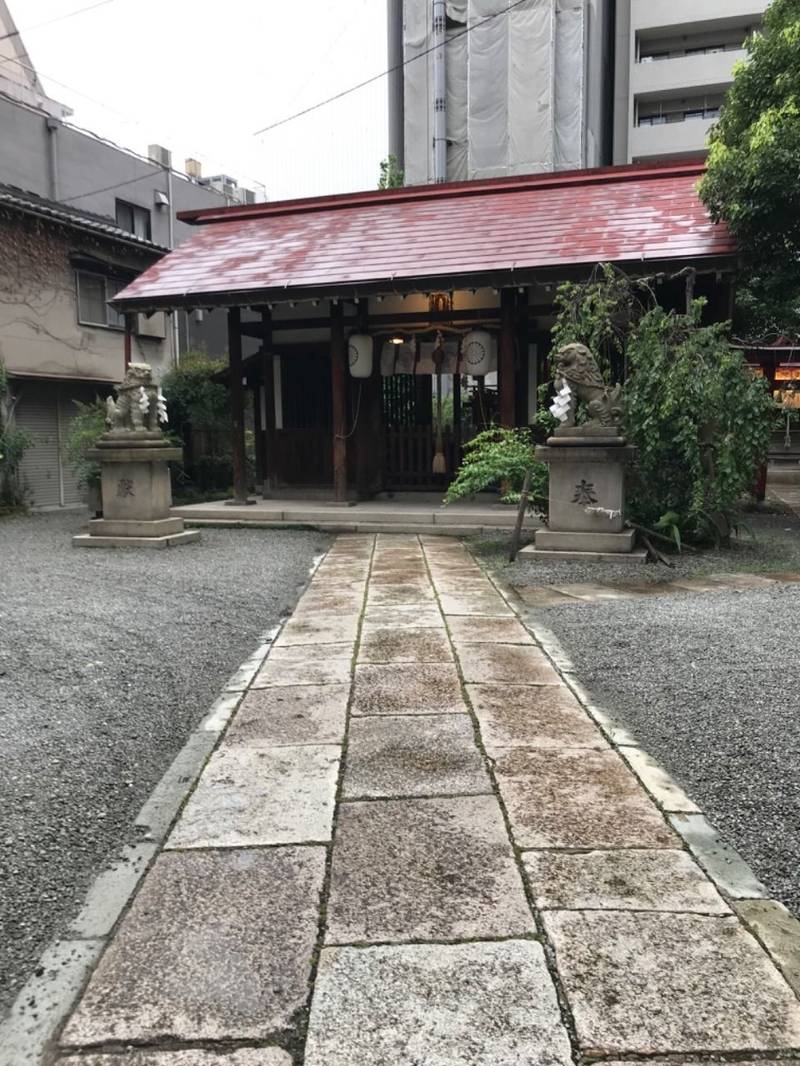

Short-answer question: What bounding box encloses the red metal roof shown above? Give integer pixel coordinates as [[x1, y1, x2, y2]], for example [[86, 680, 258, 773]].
[[114, 162, 736, 309]]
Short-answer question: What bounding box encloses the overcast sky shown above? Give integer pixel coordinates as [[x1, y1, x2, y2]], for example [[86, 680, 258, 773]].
[[14, 0, 389, 200]]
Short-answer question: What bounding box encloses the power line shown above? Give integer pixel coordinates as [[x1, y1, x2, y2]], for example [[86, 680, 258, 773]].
[[253, 0, 532, 137], [59, 169, 163, 203], [0, 0, 122, 42]]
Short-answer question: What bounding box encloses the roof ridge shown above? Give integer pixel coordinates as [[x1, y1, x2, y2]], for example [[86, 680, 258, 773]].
[[178, 160, 708, 226]]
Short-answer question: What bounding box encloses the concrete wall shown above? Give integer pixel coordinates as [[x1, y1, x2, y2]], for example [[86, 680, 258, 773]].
[[0, 212, 167, 385]]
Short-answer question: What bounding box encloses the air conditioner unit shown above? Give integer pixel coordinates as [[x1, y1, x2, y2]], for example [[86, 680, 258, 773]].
[[185, 158, 202, 180], [239, 187, 256, 205], [222, 182, 237, 199]]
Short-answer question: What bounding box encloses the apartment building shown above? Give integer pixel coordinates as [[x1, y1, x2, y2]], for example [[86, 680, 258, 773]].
[[614, 0, 770, 163], [389, 0, 769, 182]]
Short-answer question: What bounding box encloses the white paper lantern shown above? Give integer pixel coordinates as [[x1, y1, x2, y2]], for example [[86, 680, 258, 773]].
[[348, 334, 373, 378], [461, 330, 493, 377]]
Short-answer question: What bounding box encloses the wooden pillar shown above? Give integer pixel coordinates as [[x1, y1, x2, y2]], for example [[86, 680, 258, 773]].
[[124, 313, 133, 369], [499, 288, 516, 428], [227, 307, 249, 505], [330, 300, 347, 501], [260, 308, 276, 493]]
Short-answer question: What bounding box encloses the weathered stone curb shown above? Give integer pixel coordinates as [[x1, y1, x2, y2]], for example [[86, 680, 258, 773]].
[[473, 551, 800, 998], [0, 554, 327, 1066]]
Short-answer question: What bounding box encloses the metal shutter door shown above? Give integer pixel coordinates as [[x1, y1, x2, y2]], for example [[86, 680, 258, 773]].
[[14, 382, 61, 508]]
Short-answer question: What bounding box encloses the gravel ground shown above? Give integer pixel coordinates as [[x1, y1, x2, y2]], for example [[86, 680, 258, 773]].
[[0, 511, 329, 1012], [476, 506, 800, 589], [478, 511, 800, 917]]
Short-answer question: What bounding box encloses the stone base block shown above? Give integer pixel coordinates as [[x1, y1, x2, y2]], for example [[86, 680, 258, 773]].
[[535, 529, 636, 553], [519, 547, 648, 565], [73, 531, 200, 550], [88, 517, 185, 538]]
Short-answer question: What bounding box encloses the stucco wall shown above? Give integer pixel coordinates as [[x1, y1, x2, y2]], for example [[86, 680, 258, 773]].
[[0, 212, 167, 384]]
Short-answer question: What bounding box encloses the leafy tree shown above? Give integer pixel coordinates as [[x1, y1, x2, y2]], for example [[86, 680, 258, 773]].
[[700, 0, 800, 337], [378, 154, 404, 189]]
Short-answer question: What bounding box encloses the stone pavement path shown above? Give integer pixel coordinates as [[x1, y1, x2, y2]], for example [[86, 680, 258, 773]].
[[55, 535, 800, 1064]]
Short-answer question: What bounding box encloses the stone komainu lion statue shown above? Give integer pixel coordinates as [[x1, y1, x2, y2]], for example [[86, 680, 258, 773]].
[[106, 363, 167, 433], [551, 342, 623, 429]]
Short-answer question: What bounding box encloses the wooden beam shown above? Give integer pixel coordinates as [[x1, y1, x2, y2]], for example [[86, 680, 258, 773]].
[[227, 307, 250, 505], [330, 301, 347, 501], [238, 306, 506, 339], [499, 288, 516, 428]]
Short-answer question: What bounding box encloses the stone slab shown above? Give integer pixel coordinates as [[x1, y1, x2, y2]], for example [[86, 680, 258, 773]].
[[524, 848, 730, 914], [60, 848, 325, 1046], [369, 569, 430, 585], [200, 690, 243, 732], [552, 582, 642, 601], [292, 592, 365, 614], [544, 910, 800, 1053], [468, 683, 607, 750], [493, 748, 676, 849], [735, 899, 800, 996], [275, 613, 360, 646], [267, 642, 354, 662], [366, 585, 436, 606], [304, 941, 572, 1066], [87, 516, 185, 537], [669, 812, 768, 899], [438, 592, 514, 617], [0, 939, 104, 1066], [226, 685, 350, 747], [134, 730, 219, 841], [343, 714, 491, 799], [363, 604, 444, 628], [620, 746, 699, 813], [167, 744, 340, 848], [447, 615, 535, 644], [352, 662, 465, 716], [326, 795, 533, 944], [60, 1052, 292, 1066], [455, 643, 562, 685], [252, 657, 351, 687], [72, 531, 200, 549], [535, 529, 637, 552], [519, 547, 648, 564], [358, 625, 453, 663]]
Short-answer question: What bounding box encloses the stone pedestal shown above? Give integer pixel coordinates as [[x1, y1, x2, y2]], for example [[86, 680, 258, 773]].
[[73, 432, 199, 549], [523, 435, 645, 563]]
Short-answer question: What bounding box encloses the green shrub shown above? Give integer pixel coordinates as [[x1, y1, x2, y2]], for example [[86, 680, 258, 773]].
[[0, 360, 32, 511], [66, 399, 107, 489], [161, 353, 230, 436], [444, 427, 548, 510], [624, 304, 774, 542]]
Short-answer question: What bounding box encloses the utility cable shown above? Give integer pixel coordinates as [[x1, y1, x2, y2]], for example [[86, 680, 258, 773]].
[[0, 0, 123, 42], [253, 0, 533, 136]]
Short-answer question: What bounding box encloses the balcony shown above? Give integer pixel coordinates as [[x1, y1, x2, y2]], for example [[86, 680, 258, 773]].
[[631, 0, 768, 34], [629, 116, 715, 162], [632, 48, 744, 98]]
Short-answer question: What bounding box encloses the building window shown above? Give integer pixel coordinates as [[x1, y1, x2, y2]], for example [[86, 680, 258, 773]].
[[115, 199, 151, 240], [76, 271, 127, 330]]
